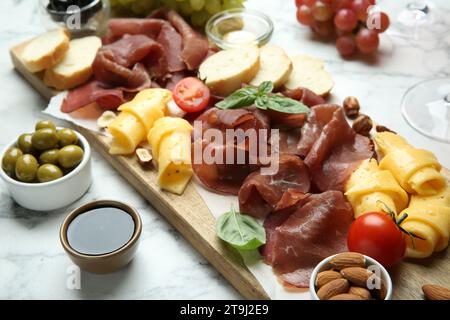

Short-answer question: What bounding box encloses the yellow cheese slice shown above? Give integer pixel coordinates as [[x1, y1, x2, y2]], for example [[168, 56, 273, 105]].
[[118, 89, 172, 131], [345, 159, 409, 218], [400, 187, 450, 258], [157, 131, 193, 195], [108, 112, 145, 155], [148, 117, 193, 159], [375, 132, 445, 195]]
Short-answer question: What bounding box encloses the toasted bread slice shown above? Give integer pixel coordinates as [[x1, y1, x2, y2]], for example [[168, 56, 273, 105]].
[[44, 36, 101, 90], [250, 45, 292, 89], [284, 54, 334, 97], [199, 45, 260, 96], [21, 28, 70, 73]]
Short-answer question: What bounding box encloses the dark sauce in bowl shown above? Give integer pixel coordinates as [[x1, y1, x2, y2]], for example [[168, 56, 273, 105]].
[[67, 206, 135, 256]]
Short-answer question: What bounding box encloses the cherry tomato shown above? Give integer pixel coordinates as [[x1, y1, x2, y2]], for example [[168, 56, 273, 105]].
[[347, 212, 406, 268], [173, 77, 210, 113]]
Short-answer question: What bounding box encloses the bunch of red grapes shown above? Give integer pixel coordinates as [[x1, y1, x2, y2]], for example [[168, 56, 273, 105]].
[[295, 0, 390, 56]]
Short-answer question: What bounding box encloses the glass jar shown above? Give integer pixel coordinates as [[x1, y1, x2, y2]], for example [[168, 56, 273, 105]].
[[39, 0, 110, 37]]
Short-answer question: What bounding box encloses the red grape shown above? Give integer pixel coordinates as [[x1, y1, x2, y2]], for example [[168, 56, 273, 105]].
[[355, 28, 379, 53], [351, 0, 370, 21], [295, 0, 304, 7], [303, 0, 316, 7], [336, 35, 357, 56], [312, 20, 335, 37], [331, 0, 352, 11], [312, 1, 333, 21], [367, 11, 390, 33], [297, 5, 315, 26], [334, 8, 357, 32]]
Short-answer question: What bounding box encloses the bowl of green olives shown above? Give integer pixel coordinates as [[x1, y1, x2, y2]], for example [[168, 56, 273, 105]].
[[0, 120, 92, 211]]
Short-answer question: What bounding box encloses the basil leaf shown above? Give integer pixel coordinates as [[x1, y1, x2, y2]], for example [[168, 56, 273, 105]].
[[255, 96, 269, 109], [216, 87, 258, 109], [266, 95, 310, 114], [258, 81, 274, 95], [216, 208, 266, 250]]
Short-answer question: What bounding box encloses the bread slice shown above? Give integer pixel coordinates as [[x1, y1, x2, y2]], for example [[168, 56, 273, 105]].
[[284, 55, 334, 97], [44, 36, 101, 90], [199, 45, 260, 96], [250, 45, 292, 89], [21, 28, 70, 73]]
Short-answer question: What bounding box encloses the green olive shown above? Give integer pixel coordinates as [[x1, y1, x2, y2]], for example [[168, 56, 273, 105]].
[[58, 145, 84, 169], [37, 164, 63, 183], [17, 133, 35, 154], [2, 147, 23, 176], [35, 120, 56, 131], [57, 128, 78, 147], [32, 128, 58, 151], [15, 154, 38, 182], [39, 149, 60, 165]]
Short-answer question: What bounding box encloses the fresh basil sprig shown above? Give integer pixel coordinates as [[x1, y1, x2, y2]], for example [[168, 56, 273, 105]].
[[216, 207, 266, 250], [216, 81, 310, 114]]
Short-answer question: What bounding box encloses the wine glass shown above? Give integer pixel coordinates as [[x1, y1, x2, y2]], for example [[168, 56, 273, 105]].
[[401, 78, 450, 143]]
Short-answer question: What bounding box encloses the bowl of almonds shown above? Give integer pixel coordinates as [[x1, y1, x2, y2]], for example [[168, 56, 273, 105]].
[[309, 252, 392, 300]]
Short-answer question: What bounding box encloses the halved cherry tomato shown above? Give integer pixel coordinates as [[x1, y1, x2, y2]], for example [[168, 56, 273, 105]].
[[347, 212, 406, 268], [173, 77, 210, 113]]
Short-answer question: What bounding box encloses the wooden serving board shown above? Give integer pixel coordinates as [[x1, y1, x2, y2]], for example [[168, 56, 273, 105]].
[[10, 41, 450, 300]]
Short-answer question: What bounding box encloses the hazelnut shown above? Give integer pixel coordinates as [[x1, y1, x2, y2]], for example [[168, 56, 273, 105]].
[[136, 148, 153, 167], [352, 114, 373, 137], [343, 96, 360, 119]]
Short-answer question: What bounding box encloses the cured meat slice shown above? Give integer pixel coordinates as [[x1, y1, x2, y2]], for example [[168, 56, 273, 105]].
[[196, 107, 270, 132], [108, 18, 167, 39], [167, 10, 209, 70], [157, 23, 186, 72], [238, 154, 311, 219], [281, 87, 326, 107], [263, 190, 354, 287], [303, 106, 373, 191], [61, 81, 125, 113]]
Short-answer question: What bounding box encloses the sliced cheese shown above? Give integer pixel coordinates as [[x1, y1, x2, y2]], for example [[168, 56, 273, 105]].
[[157, 131, 193, 195], [345, 158, 409, 218], [108, 112, 145, 155], [198, 45, 260, 96], [249, 45, 292, 89], [284, 54, 334, 97], [375, 132, 445, 195], [44, 36, 101, 90], [22, 28, 70, 73]]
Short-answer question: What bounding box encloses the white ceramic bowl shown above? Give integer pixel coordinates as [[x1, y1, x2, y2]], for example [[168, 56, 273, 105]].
[[309, 253, 393, 300], [0, 128, 92, 211]]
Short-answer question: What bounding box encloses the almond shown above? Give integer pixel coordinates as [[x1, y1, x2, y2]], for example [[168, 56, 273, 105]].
[[422, 284, 450, 300], [372, 280, 387, 300], [316, 278, 349, 300], [340, 267, 374, 288], [329, 293, 363, 300], [329, 252, 365, 270], [349, 286, 372, 300], [316, 270, 343, 288]]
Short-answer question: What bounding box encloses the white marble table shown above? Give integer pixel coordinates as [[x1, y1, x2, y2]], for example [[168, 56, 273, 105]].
[[0, 0, 449, 299]]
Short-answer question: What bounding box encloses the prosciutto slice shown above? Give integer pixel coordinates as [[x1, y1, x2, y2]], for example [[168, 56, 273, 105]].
[[238, 154, 310, 219], [108, 18, 167, 39], [167, 10, 209, 70], [299, 105, 373, 191], [263, 190, 354, 288], [281, 87, 326, 107]]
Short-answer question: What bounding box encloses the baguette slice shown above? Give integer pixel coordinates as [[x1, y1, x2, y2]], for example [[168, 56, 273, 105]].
[[199, 45, 260, 96], [21, 28, 70, 73], [250, 45, 292, 89], [44, 36, 101, 90], [284, 54, 334, 97]]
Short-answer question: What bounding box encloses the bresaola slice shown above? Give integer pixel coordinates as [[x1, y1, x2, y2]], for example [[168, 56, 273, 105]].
[[263, 190, 354, 288], [238, 154, 310, 219]]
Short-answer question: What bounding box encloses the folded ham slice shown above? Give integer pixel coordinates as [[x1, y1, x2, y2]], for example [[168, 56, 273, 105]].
[[263, 190, 354, 288], [239, 154, 310, 219], [299, 105, 374, 191]]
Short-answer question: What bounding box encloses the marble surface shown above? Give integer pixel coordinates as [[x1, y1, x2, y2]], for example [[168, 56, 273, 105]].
[[0, 0, 449, 299]]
